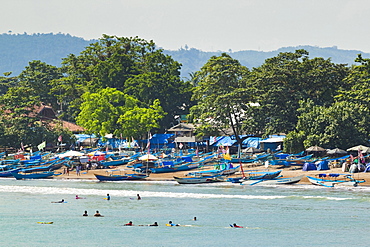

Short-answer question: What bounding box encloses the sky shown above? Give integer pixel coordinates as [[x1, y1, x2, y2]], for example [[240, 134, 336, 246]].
[[1, 0, 370, 52]]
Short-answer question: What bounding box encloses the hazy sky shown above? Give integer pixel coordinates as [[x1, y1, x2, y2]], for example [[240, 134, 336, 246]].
[[1, 0, 370, 52]]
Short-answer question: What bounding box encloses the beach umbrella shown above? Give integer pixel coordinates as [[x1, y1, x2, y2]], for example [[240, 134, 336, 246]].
[[347, 145, 370, 153], [139, 154, 158, 161], [58, 150, 84, 158], [305, 146, 326, 152], [326, 148, 347, 155], [242, 147, 262, 154]]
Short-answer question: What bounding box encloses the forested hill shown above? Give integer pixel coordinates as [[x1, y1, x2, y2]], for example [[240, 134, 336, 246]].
[[1, 33, 370, 77]]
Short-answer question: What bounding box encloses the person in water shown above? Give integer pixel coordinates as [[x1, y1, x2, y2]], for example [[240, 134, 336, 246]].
[[106, 194, 110, 200], [52, 199, 64, 203], [124, 221, 133, 226], [83, 211, 88, 216], [137, 194, 141, 200], [193, 217, 197, 221], [94, 211, 103, 217], [149, 222, 158, 226], [232, 223, 243, 228], [76, 195, 84, 199], [168, 221, 179, 226]]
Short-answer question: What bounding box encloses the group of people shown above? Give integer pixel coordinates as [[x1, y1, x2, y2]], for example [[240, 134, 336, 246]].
[[82, 210, 103, 217]]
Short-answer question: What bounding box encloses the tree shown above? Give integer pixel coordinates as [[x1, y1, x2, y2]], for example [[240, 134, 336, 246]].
[[18, 60, 63, 109], [248, 50, 349, 135], [284, 99, 370, 152], [76, 87, 165, 139], [60, 35, 192, 130], [189, 53, 251, 151]]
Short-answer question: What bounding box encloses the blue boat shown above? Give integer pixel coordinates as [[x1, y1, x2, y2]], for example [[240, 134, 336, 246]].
[[0, 167, 22, 177], [11, 171, 62, 180], [227, 170, 282, 183]]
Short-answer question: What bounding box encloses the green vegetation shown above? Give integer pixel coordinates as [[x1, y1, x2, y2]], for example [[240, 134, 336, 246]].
[[0, 33, 370, 151]]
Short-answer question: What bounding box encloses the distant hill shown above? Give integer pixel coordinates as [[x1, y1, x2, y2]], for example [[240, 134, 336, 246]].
[[1, 33, 369, 78]]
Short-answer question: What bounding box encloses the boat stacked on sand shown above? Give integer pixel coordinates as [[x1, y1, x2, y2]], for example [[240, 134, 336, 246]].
[[306, 173, 365, 187], [173, 174, 226, 184], [94, 169, 148, 181], [240, 175, 303, 186], [11, 171, 62, 180]]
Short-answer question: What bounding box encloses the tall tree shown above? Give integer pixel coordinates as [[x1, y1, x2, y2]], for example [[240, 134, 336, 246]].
[[189, 53, 251, 150], [18, 60, 63, 109]]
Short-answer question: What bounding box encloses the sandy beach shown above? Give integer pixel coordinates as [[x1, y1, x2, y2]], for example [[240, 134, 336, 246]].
[[54, 163, 370, 186]]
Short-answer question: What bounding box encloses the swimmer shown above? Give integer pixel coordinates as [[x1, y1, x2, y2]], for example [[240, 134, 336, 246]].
[[106, 194, 110, 200], [137, 194, 141, 200], [167, 221, 179, 226], [149, 222, 158, 226], [232, 223, 243, 228], [51, 199, 64, 203], [94, 210, 104, 217], [193, 217, 197, 221], [124, 221, 133, 226], [83, 210, 88, 216], [76, 195, 85, 199]]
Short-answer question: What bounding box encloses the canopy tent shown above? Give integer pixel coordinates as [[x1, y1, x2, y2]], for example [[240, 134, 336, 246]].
[[316, 160, 330, 171], [302, 162, 317, 171]]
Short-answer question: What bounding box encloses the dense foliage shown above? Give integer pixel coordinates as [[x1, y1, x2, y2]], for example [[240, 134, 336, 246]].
[[0, 33, 370, 152]]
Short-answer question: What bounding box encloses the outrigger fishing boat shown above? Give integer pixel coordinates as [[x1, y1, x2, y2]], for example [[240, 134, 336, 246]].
[[241, 175, 303, 186], [94, 169, 148, 181], [306, 173, 365, 187]]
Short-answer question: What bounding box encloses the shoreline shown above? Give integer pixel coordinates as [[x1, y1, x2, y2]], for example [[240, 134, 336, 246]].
[[53, 164, 370, 186]]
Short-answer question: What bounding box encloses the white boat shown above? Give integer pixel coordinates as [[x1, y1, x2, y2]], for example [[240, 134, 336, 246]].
[[306, 174, 365, 187], [241, 175, 303, 186]]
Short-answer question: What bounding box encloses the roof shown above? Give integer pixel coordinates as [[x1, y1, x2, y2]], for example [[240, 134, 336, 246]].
[[260, 137, 285, 143], [167, 123, 196, 132]]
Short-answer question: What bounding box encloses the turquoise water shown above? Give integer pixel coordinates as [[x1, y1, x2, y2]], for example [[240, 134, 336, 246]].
[[1, 178, 370, 247]]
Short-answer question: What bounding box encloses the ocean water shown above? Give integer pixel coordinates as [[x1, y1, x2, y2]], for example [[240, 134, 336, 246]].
[[1, 178, 370, 247]]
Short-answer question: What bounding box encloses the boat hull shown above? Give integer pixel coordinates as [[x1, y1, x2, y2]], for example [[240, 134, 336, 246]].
[[94, 174, 148, 181], [241, 175, 303, 185], [173, 176, 224, 184], [11, 171, 60, 180]]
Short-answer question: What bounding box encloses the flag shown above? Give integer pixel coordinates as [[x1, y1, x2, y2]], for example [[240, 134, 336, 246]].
[[127, 138, 131, 148], [58, 135, 62, 142], [223, 146, 231, 160], [359, 149, 364, 163], [37, 141, 46, 151], [146, 132, 152, 153]]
